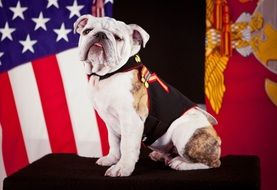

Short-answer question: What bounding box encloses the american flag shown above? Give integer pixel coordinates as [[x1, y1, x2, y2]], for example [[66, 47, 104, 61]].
[[0, 0, 112, 188]]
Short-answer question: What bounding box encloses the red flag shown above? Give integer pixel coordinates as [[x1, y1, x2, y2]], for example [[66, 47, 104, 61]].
[[205, 1, 277, 190]]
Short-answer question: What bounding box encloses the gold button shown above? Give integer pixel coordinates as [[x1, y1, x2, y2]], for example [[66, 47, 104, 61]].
[[135, 55, 141, 63], [144, 82, 149, 88], [141, 77, 146, 83]]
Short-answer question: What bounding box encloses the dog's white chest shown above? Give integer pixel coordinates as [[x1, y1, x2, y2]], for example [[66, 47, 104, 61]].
[[88, 71, 135, 133]]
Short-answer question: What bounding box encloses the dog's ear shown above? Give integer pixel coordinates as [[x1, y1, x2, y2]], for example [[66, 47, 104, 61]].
[[74, 14, 91, 34], [129, 24, 150, 48]]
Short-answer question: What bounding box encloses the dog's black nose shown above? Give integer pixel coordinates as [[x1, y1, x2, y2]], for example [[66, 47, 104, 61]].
[[94, 32, 107, 40]]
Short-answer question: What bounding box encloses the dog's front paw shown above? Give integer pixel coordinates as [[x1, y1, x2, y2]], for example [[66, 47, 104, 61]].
[[96, 155, 119, 166], [104, 162, 135, 177]]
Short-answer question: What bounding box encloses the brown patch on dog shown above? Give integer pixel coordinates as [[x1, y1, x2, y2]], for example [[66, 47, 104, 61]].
[[184, 127, 221, 168], [131, 70, 149, 120]]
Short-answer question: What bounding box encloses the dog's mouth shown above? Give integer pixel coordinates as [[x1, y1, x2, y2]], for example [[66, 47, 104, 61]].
[[86, 41, 106, 62], [93, 42, 103, 48], [80, 35, 117, 75]]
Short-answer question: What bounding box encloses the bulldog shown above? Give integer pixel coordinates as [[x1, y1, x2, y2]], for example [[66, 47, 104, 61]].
[[74, 15, 221, 177]]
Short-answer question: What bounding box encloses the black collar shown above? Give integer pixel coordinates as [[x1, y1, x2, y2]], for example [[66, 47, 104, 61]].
[[88, 55, 143, 80]]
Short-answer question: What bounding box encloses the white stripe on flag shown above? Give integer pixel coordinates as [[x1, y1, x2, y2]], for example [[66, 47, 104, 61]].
[[57, 48, 102, 157], [0, 123, 6, 190], [8, 63, 52, 162]]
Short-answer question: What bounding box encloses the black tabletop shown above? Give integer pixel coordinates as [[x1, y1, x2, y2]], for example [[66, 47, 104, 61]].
[[4, 150, 260, 190]]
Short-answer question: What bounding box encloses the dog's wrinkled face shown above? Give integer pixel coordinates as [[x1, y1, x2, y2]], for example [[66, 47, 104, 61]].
[[74, 15, 150, 76]]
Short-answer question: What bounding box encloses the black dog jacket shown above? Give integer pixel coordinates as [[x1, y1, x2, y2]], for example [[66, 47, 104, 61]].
[[88, 55, 195, 146]]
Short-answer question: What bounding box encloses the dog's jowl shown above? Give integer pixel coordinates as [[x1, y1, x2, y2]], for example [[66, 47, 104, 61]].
[[74, 15, 221, 177]]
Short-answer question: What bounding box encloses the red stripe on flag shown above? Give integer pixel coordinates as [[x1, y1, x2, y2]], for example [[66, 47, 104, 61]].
[[95, 111, 109, 156], [32, 55, 77, 153], [0, 72, 29, 175]]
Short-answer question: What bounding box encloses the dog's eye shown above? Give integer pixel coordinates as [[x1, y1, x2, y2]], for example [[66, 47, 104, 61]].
[[83, 28, 93, 35], [114, 34, 122, 41]]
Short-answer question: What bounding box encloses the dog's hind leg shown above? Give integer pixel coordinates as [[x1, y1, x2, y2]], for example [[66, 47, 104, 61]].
[[170, 108, 221, 169], [182, 127, 221, 168], [149, 148, 211, 170], [168, 156, 209, 170], [149, 151, 165, 162], [149, 151, 174, 165]]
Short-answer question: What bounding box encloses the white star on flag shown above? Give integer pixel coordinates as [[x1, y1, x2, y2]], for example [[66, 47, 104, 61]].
[[47, 0, 59, 8], [53, 23, 72, 42], [0, 22, 16, 41], [19, 34, 37, 53], [0, 52, 3, 65], [32, 12, 50, 31], [66, 0, 84, 19], [9, 1, 28, 20]]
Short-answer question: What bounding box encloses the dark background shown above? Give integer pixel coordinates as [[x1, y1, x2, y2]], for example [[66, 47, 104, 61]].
[[113, 0, 206, 103]]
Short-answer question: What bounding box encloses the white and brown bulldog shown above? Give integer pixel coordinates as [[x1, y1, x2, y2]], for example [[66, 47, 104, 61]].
[[74, 15, 221, 177]]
